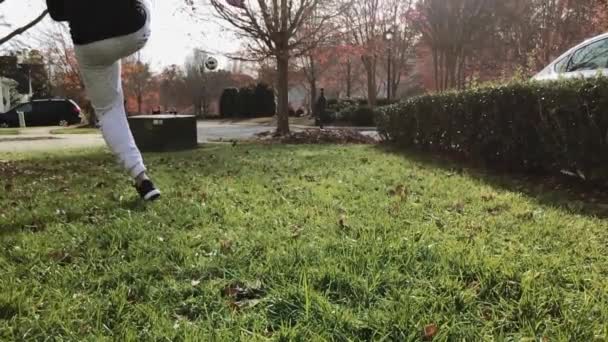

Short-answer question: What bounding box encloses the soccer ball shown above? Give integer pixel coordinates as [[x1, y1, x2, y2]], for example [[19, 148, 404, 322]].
[[205, 56, 218, 71]]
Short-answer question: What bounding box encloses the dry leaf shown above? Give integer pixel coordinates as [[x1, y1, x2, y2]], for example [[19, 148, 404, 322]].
[[422, 324, 438, 341], [291, 225, 304, 239], [338, 214, 348, 229], [220, 239, 233, 254]]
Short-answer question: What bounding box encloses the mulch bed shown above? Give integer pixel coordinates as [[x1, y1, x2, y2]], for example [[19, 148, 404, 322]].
[[254, 128, 377, 144]]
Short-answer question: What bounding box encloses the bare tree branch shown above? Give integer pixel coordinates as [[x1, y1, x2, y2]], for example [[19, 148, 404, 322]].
[[0, 10, 49, 47]]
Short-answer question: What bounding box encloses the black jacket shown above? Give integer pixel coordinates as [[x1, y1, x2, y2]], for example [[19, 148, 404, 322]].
[[46, 0, 147, 45]]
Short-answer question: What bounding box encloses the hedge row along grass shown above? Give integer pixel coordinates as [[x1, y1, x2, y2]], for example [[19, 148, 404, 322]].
[[378, 78, 608, 180]]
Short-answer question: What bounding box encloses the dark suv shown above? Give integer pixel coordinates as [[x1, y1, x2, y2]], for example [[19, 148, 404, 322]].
[[0, 99, 82, 127]]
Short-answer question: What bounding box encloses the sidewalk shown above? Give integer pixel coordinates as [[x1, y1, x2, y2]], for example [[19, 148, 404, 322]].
[[0, 127, 105, 153]]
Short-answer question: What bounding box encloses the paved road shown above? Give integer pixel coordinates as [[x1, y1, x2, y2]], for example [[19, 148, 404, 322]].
[[197, 121, 276, 142], [197, 120, 378, 141], [0, 122, 377, 153]]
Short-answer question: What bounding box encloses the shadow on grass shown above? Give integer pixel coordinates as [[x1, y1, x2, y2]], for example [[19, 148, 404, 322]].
[[0, 198, 153, 236], [1, 143, 335, 236], [377, 144, 608, 219], [0, 150, 168, 236]]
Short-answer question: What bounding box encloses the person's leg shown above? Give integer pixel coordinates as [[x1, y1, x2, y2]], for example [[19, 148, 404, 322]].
[[78, 61, 147, 179], [73, 0, 158, 199]]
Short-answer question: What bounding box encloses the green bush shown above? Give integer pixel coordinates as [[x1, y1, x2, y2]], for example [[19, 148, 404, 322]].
[[350, 106, 377, 126], [253, 83, 276, 116], [328, 98, 396, 114], [221, 83, 276, 118], [220, 88, 239, 118], [377, 78, 608, 179], [335, 104, 383, 127], [237, 86, 255, 117]]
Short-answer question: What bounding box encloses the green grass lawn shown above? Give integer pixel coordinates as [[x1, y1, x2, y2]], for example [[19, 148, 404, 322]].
[[50, 127, 100, 135], [0, 128, 19, 135], [1, 144, 607, 340]]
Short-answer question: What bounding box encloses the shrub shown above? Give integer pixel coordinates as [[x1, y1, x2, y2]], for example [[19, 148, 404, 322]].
[[350, 106, 377, 126], [253, 83, 276, 116], [377, 78, 608, 180], [328, 98, 397, 117], [221, 83, 276, 118], [335, 105, 381, 126], [237, 86, 255, 117], [220, 88, 239, 118]]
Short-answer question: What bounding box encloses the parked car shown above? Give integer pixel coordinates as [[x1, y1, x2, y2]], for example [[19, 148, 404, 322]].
[[533, 32, 608, 81], [0, 98, 82, 128]]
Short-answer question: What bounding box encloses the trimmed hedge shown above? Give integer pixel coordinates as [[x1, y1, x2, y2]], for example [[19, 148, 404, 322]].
[[219, 88, 239, 118], [377, 78, 608, 179], [328, 98, 396, 114], [321, 98, 395, 126], [220, 83, 276, 118], [336, 105, 378, 126]]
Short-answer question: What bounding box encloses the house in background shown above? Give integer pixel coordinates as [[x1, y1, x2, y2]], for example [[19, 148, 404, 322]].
[[0, 52, 49, 112], [0, 77, 18, 113]]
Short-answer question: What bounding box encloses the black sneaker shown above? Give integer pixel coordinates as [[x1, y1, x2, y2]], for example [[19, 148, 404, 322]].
[[135, 179, 161, 201]]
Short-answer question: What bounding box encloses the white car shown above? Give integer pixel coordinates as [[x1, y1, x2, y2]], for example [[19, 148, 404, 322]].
[[533, 32, 608, 81]]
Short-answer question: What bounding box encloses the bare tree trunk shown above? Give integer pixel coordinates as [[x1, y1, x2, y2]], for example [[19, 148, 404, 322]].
[[0, 10, 48, 46], [137, 93, 142, 114], [202, 95, 208, 118], [276, 52, 290, 135], [432, 47, 440, 91], [346, 58, 352, 98], [362, 55, 377, 107], [310, 79, 317, 117], [309, 57, 317, 115]]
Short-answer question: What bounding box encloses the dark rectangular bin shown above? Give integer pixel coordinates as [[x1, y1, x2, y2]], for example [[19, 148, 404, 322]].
[[128, 114, 198, 152]]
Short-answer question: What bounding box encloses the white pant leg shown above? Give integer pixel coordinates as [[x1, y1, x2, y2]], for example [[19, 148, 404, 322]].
[[74, 2, 152, 179], [79, 62, 146, 178]]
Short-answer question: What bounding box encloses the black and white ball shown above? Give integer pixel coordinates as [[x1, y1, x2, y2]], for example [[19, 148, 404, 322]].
[[205, 56, 218, 71]]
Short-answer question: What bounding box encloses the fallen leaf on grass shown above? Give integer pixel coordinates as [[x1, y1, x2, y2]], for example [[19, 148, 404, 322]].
[[47, 250, 73, 264], [422, 324, 438, 341], [487, 203, 510, 215], [388, 184, 408, 201], [338, 215, 348, 229], [291, 224, 304, 239], [481, 192, 496, 201], [222, 281, 266, 311], [220, 239, 233, 254], [233, 298, 262, 310], [450, 201, 465, 214]]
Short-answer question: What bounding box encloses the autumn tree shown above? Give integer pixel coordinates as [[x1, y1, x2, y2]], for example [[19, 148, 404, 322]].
[[382, 0, 417, 99], [191, 0, 342, 135], [36, 23, 96, 124], [122, 54, 155, 114], [184, 49, 210, 117], [295, 5, 341, 115], [159, 65, 188, 112], [412, 0, 497, 91], [340, 0, 396, 106]]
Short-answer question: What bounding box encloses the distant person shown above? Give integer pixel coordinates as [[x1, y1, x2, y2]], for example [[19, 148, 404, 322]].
[[315, 88, 327, 129], [46, 0, 160, 201]]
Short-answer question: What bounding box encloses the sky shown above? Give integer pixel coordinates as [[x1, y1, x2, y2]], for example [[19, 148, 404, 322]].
[[0, 0, 243, 72]]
